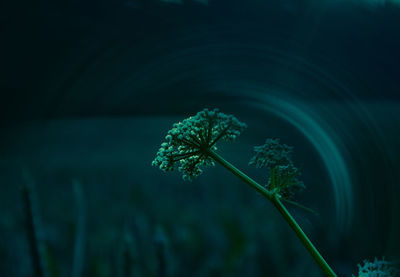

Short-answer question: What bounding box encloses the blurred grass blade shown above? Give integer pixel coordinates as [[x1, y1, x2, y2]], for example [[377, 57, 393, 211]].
[[22, 181, 44, 277], [282, 198, 319, 216], [72, 180, 86, 277]]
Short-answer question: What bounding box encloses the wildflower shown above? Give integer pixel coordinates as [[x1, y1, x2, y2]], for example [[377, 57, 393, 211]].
[[353, 257, 399, 277], [152, 108, 247, 180], [152, 110, 337, 276], [249, 138, 305, 199], [249, 138, 294, 169], [269, 163, 305, 200]]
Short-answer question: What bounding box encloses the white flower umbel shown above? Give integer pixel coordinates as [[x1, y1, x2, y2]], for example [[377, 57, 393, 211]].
[[249, 138, 305, 200], [354, 257, 399, 277], [152, 108, 247, 180], [249, 138, 294, 169]]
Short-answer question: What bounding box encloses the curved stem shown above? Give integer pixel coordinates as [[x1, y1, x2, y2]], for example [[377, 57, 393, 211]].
[[206, 149, 337, 277]]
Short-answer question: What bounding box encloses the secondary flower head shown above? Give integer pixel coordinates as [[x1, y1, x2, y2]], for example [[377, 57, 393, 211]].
[[152, 108, 247, 181], [249, 138, 294, 169], [353, 257, 399, 277], [249, 138, 305, 199]]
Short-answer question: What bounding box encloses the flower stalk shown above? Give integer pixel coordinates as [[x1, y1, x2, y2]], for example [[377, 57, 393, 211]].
[[204, 149, 272, 201], [206, 149, 337, 277], [152, 108, 338, 277]]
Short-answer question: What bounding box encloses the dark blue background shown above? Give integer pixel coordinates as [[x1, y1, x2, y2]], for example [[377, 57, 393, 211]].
[[1, 1, 399, 276]]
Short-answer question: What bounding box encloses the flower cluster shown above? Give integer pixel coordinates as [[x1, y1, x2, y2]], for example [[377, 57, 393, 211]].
[[249, 138, 305, 199], [249, 138, 293, 169], [354, 257, 399, 277], [152, 108, 247, 181]]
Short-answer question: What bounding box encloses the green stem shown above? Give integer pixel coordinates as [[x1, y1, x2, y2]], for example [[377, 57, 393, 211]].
[[272, 195, 337, 277], [206, 150, 337, 277], [205, 149, 272, 201]]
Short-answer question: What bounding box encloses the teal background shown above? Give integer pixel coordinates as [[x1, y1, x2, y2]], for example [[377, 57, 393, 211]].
[[1, 1, 399, 276]]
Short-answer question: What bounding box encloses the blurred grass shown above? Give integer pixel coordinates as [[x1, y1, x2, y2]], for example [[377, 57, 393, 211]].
[[1, 110, 399, 276]]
